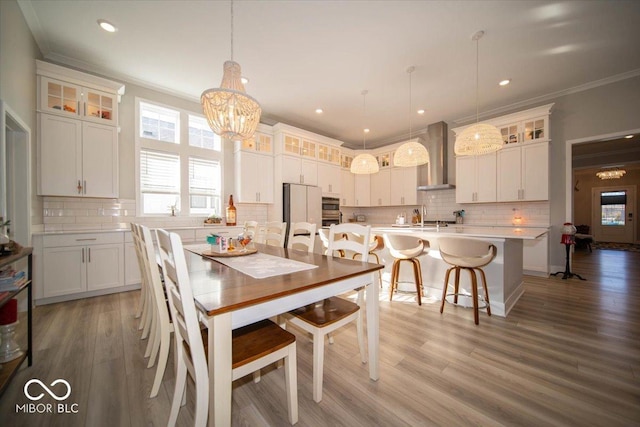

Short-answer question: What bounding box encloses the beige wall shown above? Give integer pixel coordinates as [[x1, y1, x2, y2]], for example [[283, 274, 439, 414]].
[[0, 0, 43, 229]]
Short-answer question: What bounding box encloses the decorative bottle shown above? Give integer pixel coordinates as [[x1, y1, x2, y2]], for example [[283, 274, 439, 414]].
[[226, 195, 237, 226]]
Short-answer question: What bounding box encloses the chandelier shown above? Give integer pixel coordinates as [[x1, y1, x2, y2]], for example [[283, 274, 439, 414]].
[[596, 168, 626, 180], [201, 0, 261, 141], [394, 66, 429, 167], [454, 31, 503, 156], [351, 90, 379, 175]]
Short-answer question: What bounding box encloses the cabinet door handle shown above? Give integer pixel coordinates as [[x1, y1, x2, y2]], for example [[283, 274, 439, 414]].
[[77, 180, 82, 194], [329, 184, 332, 193], [77, 101, 80, 116], [84, 102, 87, 116], [82, 248, 85, 263], [76, 238, 97, 241], [83, 180, 87, 195], [88, 247, 91, 263]]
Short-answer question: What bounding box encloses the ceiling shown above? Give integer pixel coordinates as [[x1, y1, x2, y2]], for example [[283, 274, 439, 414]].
[[18, 0, 640, 148]]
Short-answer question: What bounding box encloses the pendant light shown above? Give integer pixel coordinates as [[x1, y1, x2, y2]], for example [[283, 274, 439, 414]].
[[351, 90, 379, 175], [596, 167, 626, 180], [394, 66, 430, 167], [454, 31, 503, 156], [201, 0, 261, 141]]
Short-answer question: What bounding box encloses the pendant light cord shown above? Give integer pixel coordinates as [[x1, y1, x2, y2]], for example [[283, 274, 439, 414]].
[[362, 90, 368, 149], [230, 0, 234, 61], [475, 34, 479, 124], [409, 70, 412, 140]]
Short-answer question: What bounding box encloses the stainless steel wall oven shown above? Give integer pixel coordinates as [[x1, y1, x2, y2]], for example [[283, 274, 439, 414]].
[[321, 197, 340, 227]]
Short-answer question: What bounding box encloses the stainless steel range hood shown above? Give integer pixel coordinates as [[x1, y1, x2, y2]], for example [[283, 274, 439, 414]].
[[417, 121, 455, 191]]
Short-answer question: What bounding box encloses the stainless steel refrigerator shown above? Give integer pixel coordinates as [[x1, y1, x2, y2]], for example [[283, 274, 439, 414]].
[[283, 183, 322, 233]]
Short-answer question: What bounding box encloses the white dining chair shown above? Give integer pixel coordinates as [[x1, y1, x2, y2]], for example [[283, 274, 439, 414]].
[[283, 223, 371, 402], [156, 229, 299, 426], [263, 221, 287, 247], [133, 224, 174, 398], [131, 223, 153, 340], [287, 222, 316, 253], [243, 220, 259, 238]]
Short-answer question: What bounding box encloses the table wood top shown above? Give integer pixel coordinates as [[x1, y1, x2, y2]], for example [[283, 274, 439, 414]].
[[188, 243, 383, 317]]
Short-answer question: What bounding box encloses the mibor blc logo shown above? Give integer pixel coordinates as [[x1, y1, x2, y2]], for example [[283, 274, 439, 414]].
[[16, 378, 79, 414]]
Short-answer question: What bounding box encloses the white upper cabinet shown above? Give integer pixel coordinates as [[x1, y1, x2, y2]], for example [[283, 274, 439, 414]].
[[354, 175, 371, 207], [37, 61, 123, 198], [234, 150, 274, 203], [497, 141, 549, 202], [240, 131, 272, 153], [38, 115, 118, 198], [37, 60, 124, 127], [371, 168, 391, 206], [455, 153, 497, 203], [341, 169, 355, 206], [390, 166, 418, 206], [317, 162, 342, 196], [453, 103, 552, 204]]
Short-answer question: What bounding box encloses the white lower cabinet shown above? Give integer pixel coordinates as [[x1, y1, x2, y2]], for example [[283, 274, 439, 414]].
[[42, 232, 125, 299], [124, 241, 142, 286]]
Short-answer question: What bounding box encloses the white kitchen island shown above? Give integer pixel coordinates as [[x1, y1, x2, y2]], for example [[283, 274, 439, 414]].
[[372, 225, 548, 317]]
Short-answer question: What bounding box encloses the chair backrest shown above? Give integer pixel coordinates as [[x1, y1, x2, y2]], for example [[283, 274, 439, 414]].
[[263, 221, 287, 247], [244, 221, 259, 238], [156, 229, 208, 382], [328, 223, 370, 262], [130, 223, 148, 287], [438, 237, 496, 268], [287, 222, 317, 253], [576, 224, 590, 234], [136, 224, 171, 329]]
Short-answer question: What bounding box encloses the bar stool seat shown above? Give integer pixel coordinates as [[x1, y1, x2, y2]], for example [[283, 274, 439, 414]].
[[383, 234, 428, 306], [438, 237, 497, 325]]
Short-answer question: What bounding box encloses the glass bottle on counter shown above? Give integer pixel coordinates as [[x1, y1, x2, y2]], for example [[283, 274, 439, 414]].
[[226, 195, 237, 226]]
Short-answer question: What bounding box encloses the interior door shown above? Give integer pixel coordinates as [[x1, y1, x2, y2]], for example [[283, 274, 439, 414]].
[[592, 186, 636, 243]]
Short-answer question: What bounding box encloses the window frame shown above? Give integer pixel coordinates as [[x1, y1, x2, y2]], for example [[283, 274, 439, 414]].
[[135, 97, 223, 217]]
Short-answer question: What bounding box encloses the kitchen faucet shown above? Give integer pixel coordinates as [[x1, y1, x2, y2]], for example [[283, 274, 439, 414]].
[[420, 205, 427, 228]]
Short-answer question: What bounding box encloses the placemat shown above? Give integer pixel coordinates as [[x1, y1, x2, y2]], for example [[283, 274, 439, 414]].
[[184, 244, 318, 279]]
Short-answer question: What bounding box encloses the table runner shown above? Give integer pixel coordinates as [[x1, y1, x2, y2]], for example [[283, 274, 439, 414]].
[[184, 244, 318, 279]]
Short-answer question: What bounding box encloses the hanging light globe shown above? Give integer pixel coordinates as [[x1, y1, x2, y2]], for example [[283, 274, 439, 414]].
[[454, 123, 504, 156], [351, 153, 379, 174], [394, 139, 430, 167]]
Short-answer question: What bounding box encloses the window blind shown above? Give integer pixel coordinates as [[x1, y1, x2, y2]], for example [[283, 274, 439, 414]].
[[189, 157, 219, 196], [140, 150, 180, 194], [601, 191, 626, 206]]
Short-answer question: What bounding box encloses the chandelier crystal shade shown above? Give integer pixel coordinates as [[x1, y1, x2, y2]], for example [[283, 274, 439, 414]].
[[454, 31, 503, 156], [596, 168, 626, 180], [351, 90, 379, 175], [201, 1, 261, 141], [394, 66, 429, 167]]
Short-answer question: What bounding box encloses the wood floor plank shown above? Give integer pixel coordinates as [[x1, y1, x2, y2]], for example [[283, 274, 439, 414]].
[[1, 249, 639, 426]]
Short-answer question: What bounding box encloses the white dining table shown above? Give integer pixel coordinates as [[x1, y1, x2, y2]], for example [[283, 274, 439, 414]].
[[185, 243, 383, 427]]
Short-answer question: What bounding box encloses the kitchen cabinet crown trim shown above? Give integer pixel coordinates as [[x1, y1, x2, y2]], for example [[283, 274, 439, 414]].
[[36, 60, 125, 97]]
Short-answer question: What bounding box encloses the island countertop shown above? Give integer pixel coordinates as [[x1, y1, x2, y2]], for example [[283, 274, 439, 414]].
[[371, 225, 548, 240]]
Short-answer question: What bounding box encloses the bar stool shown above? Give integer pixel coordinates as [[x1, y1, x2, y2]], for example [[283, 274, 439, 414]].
[[438, 237, 496, 325], [383, 234, 428, 306]]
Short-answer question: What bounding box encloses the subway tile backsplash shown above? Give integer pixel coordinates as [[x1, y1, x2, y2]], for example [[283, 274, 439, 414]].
[[42, 197, 269, 231], [341, 189, 549, 227]]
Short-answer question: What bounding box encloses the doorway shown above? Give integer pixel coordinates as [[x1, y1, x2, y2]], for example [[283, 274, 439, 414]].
[[591, 186, 636, 243], [1, 100, 31, 246]]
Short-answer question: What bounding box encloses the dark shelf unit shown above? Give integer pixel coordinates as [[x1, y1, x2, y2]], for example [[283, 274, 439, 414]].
[[0, 247, 33, 397]]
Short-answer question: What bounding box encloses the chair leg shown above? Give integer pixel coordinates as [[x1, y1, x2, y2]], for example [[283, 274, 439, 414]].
[[148, 315, 161, 368], [389, 259, 400, 301], [168, 355, 187, 427], [477, 268, 491, 317], [141, 290, 153, 338], [469, 268, 479, 325], [150, 329, 171, 398], [453, 267, 461, 304], [252, 370, 261, 383], [144, 308, 157, 359], [193, 370, 209, 427], [312, 330, 325, 403], [285, 343, 299, 425], [411, 259, 422, 306], [441, 267, 453, 313], [135, 283, 145, 319]]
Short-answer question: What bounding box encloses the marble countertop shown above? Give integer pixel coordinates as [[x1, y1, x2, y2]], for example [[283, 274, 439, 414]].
[[33, 224, 242, 235], [371, 224, 549, 240]]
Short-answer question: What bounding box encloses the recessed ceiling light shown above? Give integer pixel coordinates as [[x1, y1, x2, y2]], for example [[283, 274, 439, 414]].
[[364, 128, 370, 133], [624, 134, 634, 139], [417, 109, 425, 115], [241, 77, 249, 85], [97, 19, 117, 33], [315, 108, 323, 114], [499, 79, 511, 86]]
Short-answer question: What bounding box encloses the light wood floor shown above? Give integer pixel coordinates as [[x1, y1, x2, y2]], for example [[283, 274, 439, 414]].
[[1, 249, 639, 426]]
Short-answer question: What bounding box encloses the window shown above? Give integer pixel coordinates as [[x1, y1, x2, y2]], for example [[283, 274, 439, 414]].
[[189, 115, 220, 151], [139, 102, 180, 144], [189, 157, 220, 215], [136, 98, 222, 216], [140, 150, 180, 215], [600, 191, 626, 226]]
